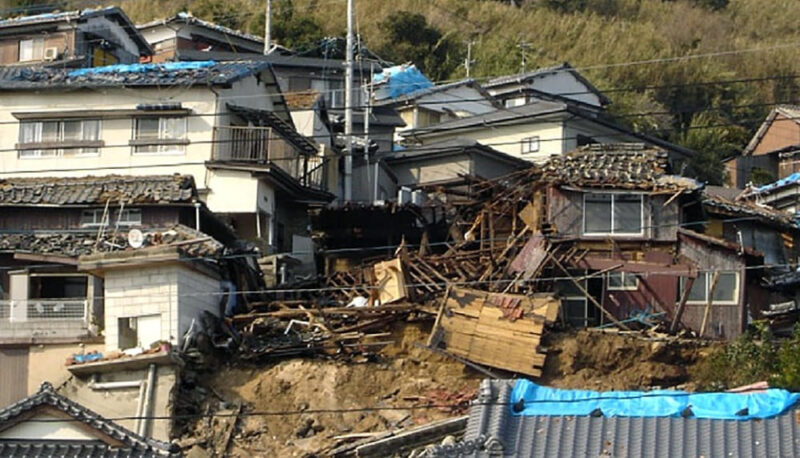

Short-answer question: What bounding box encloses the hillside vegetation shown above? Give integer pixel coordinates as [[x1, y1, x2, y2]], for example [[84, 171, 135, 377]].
[[9, 0, 800, 183]]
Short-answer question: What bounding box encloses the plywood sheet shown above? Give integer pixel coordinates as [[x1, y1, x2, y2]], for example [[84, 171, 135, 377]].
[[432, 287, 559, 377], [373, 257, 407, 304]]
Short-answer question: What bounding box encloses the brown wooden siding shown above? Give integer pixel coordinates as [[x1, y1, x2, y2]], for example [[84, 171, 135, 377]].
[[753, 115, 800, 155], [0, 206, 186, 230], [678, 235, 746, 339], [0, 347, 29, 405], [547, 187, 680, 242]]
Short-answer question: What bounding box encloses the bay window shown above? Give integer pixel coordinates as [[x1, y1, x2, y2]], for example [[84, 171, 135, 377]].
[[584, 192, 643, 236]]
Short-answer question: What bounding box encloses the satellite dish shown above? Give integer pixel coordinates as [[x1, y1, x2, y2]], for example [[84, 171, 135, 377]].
[[128, 229, 144, 249]]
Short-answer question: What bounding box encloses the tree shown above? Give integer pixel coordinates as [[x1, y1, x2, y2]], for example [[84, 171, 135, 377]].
[[376, 11, 463, 82]]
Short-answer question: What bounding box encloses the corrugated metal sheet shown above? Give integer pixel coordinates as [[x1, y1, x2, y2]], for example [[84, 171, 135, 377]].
[[429, 380, 800, 457]]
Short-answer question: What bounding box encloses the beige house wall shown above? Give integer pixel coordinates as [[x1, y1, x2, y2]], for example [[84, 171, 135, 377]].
[[414, 122, 564, 162], [27, 342, 105, 395]]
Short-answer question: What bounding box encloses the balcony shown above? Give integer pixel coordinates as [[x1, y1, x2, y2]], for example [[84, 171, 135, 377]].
[[211, 126, 326, 190], [0, 299, 92, 341]]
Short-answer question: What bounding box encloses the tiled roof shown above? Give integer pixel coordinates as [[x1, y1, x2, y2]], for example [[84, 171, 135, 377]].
[[0, 61, 270, 90], [0, 225, 224, 258], [702, 193, 798, 230], [284, 90, 322, 110], [484, 62, 611, 105], [0, 175, 197, 206], [430, 379, 800, 458], [0, 7, 151, 55], [541, 143, 701, 191], [0, 382, 178, 457], [137, 12, 264, 46]]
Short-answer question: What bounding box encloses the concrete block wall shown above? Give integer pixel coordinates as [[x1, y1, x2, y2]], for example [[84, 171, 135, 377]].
[[104, 266, 178, 352], [104, 264, 221, 352]]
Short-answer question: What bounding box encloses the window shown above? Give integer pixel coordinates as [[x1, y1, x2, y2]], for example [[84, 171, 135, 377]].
[[81, 208, 141, 227], [521, 136, 540, 154], [607, 272, 638, 291], [132, 117, 188, 154], [557, 272, 599, 327], [19, 37, 44, 62], [18, 120, 101, 158], [583, 193, 643, 236], [679, 272, 738, 304], [505, 97, 526, 108], [577, 134, 596, 147], [327, 79, 344, 108]]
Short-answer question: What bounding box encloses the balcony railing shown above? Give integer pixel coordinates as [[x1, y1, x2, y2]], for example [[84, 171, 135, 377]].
[[211, 126, 326, 190], [0, 299, 89, 323]]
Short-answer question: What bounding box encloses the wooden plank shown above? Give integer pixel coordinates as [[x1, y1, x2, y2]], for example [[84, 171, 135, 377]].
[[670, 276, 695, 333], [700, 272, 720, 338]]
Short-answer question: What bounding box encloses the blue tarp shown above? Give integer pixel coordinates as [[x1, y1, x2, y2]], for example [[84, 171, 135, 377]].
[[510, 379, 800, 420], [756, 172, 800, 193], [372, 65, 433, 99], [68, 61, 217, 77]]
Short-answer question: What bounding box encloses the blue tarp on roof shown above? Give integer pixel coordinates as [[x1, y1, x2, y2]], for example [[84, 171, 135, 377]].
[[510, 380, 800, 420], [68, 61, 217, 77], [756, 172, 800, 194], [372, 64, 433, 99]]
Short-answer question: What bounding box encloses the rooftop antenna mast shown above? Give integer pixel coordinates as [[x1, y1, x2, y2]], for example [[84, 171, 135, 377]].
[[264, 0, 272, 54]]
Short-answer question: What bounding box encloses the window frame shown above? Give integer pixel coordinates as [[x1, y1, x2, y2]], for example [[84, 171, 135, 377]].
[[130, 116, 189, 155], [80, 208, 142, 228], [18, 37, 44, 62], [607, 271, 639, 291], [17, 119, 102, 159], [679, 271, 739, 305], [521, 136, 540, 155], [583, 192, 645, 237]]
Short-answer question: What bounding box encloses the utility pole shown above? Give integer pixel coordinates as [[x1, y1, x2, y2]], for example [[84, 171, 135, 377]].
[[464, 40, 475, 78], [263, 0, 271, 54], [343, 0, 354, 201]]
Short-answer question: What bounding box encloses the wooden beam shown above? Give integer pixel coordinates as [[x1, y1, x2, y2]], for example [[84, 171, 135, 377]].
[[700, 272, 720, 338], [13, 252, 79, 266], [670, 276, 695, 333]]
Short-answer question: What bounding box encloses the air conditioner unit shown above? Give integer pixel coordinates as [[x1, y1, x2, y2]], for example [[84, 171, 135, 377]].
[[43, 47, 58, 61]]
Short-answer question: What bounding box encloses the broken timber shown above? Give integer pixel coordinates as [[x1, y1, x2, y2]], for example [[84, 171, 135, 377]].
[[428, 287, 560, 377]]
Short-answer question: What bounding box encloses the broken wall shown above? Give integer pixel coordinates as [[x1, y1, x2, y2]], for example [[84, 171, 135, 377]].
[[678, 236, 746, 339]]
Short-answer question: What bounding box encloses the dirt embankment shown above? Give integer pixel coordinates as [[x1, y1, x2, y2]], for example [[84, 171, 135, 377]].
[[181, 325, 713, 457]]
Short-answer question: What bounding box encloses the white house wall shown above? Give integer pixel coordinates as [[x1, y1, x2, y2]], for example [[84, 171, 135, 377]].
[[205, 169, 260, 213], [0, 87, 215, 187], [413, 121, 564, 163], [487, 72, 602, 107], [562, 119, 642, 151]]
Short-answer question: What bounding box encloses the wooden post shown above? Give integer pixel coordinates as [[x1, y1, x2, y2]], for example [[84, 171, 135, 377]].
[[549, 254, 630, 330], [670, 276, 695, 333], [700, 272, 720, 338]]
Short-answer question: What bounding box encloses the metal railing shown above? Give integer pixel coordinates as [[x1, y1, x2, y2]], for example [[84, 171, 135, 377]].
[[212, 126, 326, 190], [0, 299, 88, 322]]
